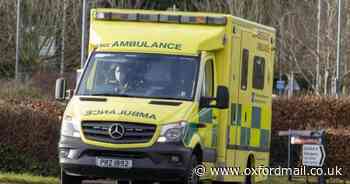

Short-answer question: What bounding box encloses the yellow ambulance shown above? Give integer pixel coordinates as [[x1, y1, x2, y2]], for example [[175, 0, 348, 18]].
[[56, 8, 276, 184]]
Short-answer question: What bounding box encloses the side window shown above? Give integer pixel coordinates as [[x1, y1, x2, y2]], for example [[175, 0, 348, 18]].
[[253, 56, 266, 90], [202, 60, 214, 97], [241, 49, 249, 90]]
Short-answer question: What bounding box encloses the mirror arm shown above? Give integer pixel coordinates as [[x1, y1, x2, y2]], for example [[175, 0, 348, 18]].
[[65, 89, 74, 100]]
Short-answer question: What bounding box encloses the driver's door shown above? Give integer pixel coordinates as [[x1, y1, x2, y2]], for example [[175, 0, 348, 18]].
[[198, 53, 219, 158]]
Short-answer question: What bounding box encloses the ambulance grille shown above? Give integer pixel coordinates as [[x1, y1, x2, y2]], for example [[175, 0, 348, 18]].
[[81, 121, 156, 144]]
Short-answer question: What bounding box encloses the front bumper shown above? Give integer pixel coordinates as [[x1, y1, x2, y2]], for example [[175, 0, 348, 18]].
[[58, 136, 192, 181]]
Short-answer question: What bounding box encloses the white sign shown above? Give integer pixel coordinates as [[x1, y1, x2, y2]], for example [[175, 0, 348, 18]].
[[303, 144, 325, 167]]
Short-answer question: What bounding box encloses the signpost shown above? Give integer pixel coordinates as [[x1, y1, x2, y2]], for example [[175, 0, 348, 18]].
[[303, 144, 326, 167], [276, 80, 285, 95], [291, 136, 321, 145], [277, 80, 285, 90], [278, 130, 326, 184]]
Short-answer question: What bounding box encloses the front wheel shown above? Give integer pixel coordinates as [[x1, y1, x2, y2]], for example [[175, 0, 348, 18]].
[[182, 154, 200, 184], [243, 160, 254, 184], [60, 169, 83, 184], [244, 174, 252, 184]]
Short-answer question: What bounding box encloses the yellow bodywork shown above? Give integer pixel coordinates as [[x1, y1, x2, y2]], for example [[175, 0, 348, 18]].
[[89, 9, 227, 56], [64, 8, 276, 183]]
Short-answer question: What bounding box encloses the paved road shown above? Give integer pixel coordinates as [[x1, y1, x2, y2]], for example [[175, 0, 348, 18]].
[[84, 181, 159, 184], [85, 181, 138, 184], [85, 181, 116, 184]]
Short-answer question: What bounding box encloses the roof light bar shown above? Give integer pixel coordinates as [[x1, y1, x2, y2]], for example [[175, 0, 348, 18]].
[[138, 14, 159, 22], [96, 12, 111, 20], [159, 15, 180, 23], [207, 16, 227, 25], [95, 12, 227, 25], [181, 16, 227, 25], [181, 16, 207, 24], [96, 12, 137, 21]]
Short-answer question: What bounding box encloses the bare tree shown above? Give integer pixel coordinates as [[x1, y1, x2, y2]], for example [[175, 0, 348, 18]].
[[1, 0, 350, 95]]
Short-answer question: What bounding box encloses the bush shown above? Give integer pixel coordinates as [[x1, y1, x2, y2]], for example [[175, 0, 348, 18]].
[[271, 96, 350, 179], [0, 80, 47, 100], [0, 100, 63, 176], [0, 95, 350, 179], [0, 72, 76, 101]]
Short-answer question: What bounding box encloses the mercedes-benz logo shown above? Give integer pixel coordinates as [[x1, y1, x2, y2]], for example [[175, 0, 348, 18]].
[[108, 123, 125, 139]]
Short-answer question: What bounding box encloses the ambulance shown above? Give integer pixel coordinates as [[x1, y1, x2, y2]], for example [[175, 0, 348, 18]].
[[56, 8, 276, 184]]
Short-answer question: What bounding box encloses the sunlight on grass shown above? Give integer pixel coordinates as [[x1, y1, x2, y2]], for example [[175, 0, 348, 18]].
[[0, 172, 59, 184], [0, 173, 348, 184], [264, 176, 350, 184]]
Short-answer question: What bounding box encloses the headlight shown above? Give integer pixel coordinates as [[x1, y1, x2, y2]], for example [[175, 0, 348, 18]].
[[61, 115, 81, 138], [157, 121, 187, 143]]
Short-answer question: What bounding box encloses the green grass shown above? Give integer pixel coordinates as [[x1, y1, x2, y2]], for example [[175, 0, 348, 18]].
[[0, 80, 48, 100], [0, 172, 58, 184], [0, 173, 348, 184], [265, 176, 350, 184], [265, 176, 313, 184]]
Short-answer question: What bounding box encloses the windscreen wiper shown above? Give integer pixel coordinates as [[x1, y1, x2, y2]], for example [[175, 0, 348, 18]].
[[89, 93, 134, 97], [89, 93, 117, 97], [150, 96, 185, 101]]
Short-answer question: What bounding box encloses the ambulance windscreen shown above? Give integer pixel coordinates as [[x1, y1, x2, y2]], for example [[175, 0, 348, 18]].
[[77, 53, 199, 101]]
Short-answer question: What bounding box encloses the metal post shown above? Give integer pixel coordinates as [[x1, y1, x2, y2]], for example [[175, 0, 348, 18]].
[[278, 19, 284, 96], [291, 72, 294, 96], [81, 0, 88, 68], [335, 0, 342, 96], [60, 0, 67, 76], [318, 131, 326, 184], [279, 72, 283, 96], [287, 129, 292, 181], [15, 0, 21, 80], [316, 0, 321, 95], [288, 72, 294, 97]]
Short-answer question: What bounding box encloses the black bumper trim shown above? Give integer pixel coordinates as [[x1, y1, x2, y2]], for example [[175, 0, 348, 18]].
[[59, 136, 192, 181]]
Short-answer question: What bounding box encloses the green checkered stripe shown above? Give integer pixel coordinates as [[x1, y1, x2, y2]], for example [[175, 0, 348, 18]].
[[199, 108, 217, 147], [183, 108, 217, 147], [230, 103, 270, 152]]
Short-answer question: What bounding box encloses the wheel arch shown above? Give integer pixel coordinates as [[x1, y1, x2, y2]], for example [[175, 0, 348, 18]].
[[193, 144, 203, 162], [247, 153, 255, 168]]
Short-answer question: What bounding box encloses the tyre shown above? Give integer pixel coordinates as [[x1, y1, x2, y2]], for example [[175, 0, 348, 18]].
[[181, 154, 200, 184], [243, 160, 254, 184], [60, 169, 83, 184], [132, 181, 154, 184], [244, 174, 252, 184]]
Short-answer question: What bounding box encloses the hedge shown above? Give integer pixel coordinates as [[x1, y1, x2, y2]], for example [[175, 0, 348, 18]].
[[271, 96, 350, 179], [0, 99, 63, 176], [0, 96, 349, 179]]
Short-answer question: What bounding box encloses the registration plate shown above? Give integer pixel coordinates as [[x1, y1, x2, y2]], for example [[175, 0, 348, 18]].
[[96, 158, 133, 169]]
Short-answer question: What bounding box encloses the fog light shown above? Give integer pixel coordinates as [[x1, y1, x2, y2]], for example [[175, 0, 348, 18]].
[[60, 149, 77, 159], [60, 149, 70, 158], [170, 155, 180, 163], [67, 150, 77, 159], [157, 137, 167, 143]]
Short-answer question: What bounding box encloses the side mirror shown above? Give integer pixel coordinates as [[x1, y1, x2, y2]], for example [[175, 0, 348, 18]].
[[199, 96, 215, 109], [199, 86, 229, 109], [55, 78, 67, 101], [215, 86, 229, 109]]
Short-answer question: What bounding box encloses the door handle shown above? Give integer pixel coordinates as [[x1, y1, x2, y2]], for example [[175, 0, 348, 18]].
[[198, 122, 207, 128], [252, 92, 256, 103]]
